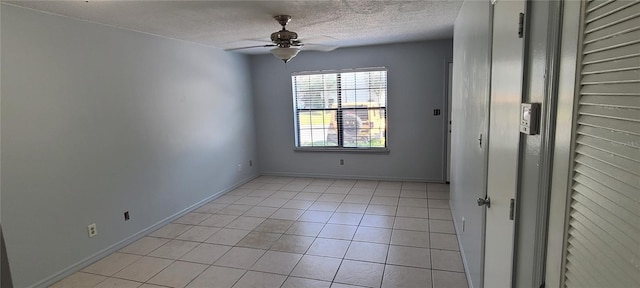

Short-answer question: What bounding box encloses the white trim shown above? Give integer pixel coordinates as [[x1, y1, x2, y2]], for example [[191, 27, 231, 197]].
[[30, 174, 259, 288], [451, 206, 476, 288]]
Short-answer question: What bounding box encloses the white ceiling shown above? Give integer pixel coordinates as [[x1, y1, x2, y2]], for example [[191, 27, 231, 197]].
[[5, 0, 462, 54]]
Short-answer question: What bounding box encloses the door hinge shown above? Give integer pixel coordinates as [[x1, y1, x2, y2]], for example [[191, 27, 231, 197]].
[[509, 198, 515, 220], [518, 13, 525, 38]]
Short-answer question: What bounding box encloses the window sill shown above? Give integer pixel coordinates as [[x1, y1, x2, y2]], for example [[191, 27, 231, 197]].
[[293, 147, 390, 153]]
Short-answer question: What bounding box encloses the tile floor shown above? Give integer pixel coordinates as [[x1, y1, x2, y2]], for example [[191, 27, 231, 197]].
[[51, 176, 468, 288]]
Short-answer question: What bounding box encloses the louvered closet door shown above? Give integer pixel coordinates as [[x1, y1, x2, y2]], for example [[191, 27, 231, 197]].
[[564, 0, 640, 287]]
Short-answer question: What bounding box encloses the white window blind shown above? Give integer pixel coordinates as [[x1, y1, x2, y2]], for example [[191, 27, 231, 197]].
[[563, 1, 640, 287], [292, 68, 387, 150]]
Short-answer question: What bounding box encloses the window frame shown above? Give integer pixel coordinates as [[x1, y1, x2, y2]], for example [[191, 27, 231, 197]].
[[291, 67, 389, 152]]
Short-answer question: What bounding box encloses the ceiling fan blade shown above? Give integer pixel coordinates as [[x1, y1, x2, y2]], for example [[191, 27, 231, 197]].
[[224, 44, 276, 51], [301, 43, 339, 52]]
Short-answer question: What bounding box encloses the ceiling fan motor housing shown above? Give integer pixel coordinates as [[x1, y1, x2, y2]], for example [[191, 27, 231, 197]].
[[271, 30, 298, 47]]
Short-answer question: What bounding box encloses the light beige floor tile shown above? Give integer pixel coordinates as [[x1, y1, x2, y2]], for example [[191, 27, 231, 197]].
[[113, 256, 173, 282], [382, 265, 432, 288], [285, 221, 325, 237], [204, 228, 250, 246], [251, 251, 303, 275], [290, 255, 342, 281], [213, 195, 243, 204], [430, 233, 459, 251], [432, 270, 468, 288], [120, 237, 169, 256], [400, 190, 428, 199], [328, 212, 363, 225], [427, 184, 450, 192], [214, 247, 266, 269], [354, 180, 379, 189], [390, 229, 430, 248], [352, 226, 392, 244], [308, 201, 340, 212], [175, 226, 220, 242], [234, 196, 266, 206], [282, 199, 314, 209], [231, 271, 286, 288], [261, 183, 286, 190], [149, 223, 192, 239], [343, 194, 372, 204], [365, 205, 397, 216], [398, 198, 428, 208], [377, 181, 402, 189], [173, 212, 212, 225], [50, 272, 106, 288], [270, 191, 298, 199], [330, 283, 367, 288], [257, 198, 288, 208], [316, 193, 346, 202], [147, 261, 207, 287], [430, 250, 464, 272], [344, 241, 388, 263], [311, 179, 335, 186], [387, 245, 431, 268], [318, 224, 357, 240], [218, 204, 254, 215], [429, 208, 453, 220], [336, 203, 367, 213], [195, 203, 228, 214], [269, 208, 305, 220], [281, 277, 331, 288], [429, 220, 455, 234], [293, 192, 321, 201], [396, 206, 429, 218], [236, 231, 281, 249], [179, 243, 231, 264], [82, 252, 141, 276], [185, 265, 245, 288], [428, 191, 450, 199], [402, 182, 427, 191], [394, 217, 429, 232], [280, 184, 308, 192], [334, 260, 384, 288], [225, 216, 265, 230], [270, 234, 315, 254], [140, 284, 169, 288], [331, 179, 356, 188], [242, 206, 278, 218], [348, 188, 375, 196], [298, 210, 333, 223], [93, 278, 142, 288], [307, 238, 351, 258], [428, 199, 450, 209], [148, 240, 199, 259], [360, 215, 395, 228], [374, 189, 401, 197], [324, 187, 351, 194], [228, 188, 254, 196], [253, 219, 294, 233], [199, 214, 238, 228], [302, 185, 329, 193], [369, 196, 399, 206]]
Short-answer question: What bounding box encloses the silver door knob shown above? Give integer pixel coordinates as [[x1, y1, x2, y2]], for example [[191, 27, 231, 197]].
[[477, 196, 491, 208]]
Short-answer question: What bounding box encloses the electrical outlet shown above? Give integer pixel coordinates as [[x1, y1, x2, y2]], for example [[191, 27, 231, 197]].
[[87, 223, 97, 238], [124, 211, 130, 221], [340, 159, 344, 165], [237, 164, 242, 171], [462, 217, 465, 232]]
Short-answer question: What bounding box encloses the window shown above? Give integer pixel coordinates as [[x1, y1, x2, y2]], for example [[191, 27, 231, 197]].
[[292, 68, 387, 150]]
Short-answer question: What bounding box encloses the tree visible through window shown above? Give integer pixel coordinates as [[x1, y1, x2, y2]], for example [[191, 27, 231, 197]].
[[292, 68, 387, 149]]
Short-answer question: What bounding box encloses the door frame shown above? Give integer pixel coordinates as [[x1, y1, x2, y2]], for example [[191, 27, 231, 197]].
[[444, 60, 453, 183]]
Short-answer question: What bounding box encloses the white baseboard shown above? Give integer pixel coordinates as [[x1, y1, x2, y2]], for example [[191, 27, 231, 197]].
[[31, 174, 259, 288], [450, 204, 477, 288]]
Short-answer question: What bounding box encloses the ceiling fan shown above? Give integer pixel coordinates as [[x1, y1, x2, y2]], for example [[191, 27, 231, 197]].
[[225, 15, 338, 63]]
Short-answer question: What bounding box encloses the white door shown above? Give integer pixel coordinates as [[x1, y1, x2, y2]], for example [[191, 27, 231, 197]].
[[446, 62, 453, 183], [482, 0, 526, 287]]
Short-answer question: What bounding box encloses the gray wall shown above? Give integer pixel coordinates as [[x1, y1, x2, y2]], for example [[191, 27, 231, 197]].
[[1, 5, 258, 287], [450, 1, 493, 288], [250, 40, 452, 182]]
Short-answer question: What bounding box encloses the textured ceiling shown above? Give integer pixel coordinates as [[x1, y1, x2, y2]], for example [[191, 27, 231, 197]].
[[4, 0, 462, 54]]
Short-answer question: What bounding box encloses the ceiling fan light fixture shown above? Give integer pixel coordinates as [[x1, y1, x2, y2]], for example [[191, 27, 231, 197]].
[[270, 46, 300, 63]]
